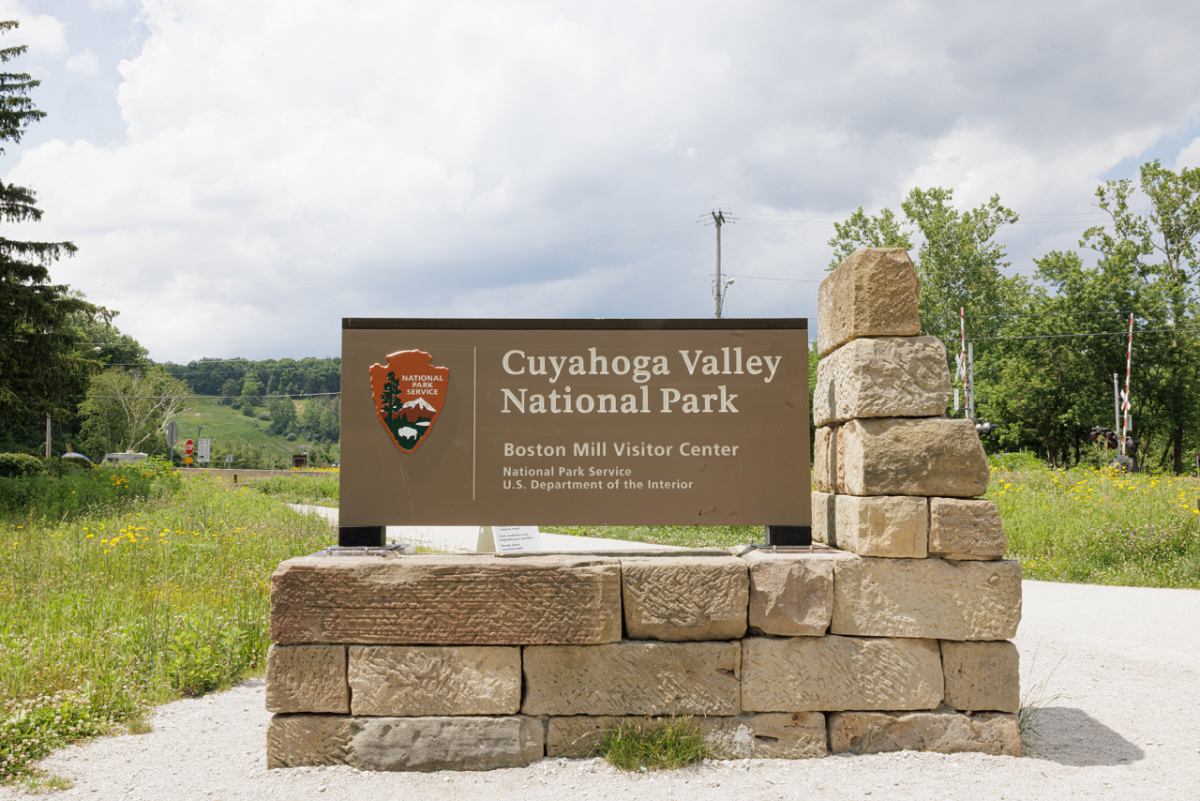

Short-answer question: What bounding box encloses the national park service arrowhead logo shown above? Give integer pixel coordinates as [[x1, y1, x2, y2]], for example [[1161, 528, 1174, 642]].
[[369, 350, 449, 453]]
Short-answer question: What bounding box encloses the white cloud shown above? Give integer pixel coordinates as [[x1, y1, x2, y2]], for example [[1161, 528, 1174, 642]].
[[65, 48, 99, 75], [0, 2, 67, 59], [1176, 137, 1200, 171], [6, 0, 1200, 361]]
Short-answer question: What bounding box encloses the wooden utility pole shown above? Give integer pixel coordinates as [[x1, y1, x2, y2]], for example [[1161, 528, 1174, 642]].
[[710, 209, 736, 318]]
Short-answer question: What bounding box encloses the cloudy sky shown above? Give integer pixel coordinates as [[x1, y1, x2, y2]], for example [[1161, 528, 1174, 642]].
[[4, 0, 1200, 363]]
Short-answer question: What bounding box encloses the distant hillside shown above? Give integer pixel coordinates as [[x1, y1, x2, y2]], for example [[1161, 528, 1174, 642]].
[[168, 399, 339, 469]]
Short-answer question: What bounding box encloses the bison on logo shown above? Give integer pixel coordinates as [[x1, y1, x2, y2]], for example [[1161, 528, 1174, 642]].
[[369, 350, 449, 454]]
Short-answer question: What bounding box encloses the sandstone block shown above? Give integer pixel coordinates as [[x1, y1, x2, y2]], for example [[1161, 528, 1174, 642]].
[[742, 549, 835, 636], [267, 714, 354, 768], [351, 716, 544, 771], [813, 426, 836, 493], [811, 491, 927, 558], [523, 641, 741, 716], [817, 248, 920, 356], [837, 418, 989, 497], [828, 710, 1020, 757], [348, 645, 521, 716], [929, 498, 1007, 560], [621, 556, 748, 641], [941, 640, 1020, 713], [267, 714, 544, 771], [265, 644, 348, 714], [546, 712, 826, 760], [831, 556, 1022, 640], [270, 554, 621, 645], [813, 336, 952, 426], [741, 635, 942, 712]]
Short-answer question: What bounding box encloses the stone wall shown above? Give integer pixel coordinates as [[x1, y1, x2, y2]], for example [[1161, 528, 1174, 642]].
[[264, 247, 1022, 770]]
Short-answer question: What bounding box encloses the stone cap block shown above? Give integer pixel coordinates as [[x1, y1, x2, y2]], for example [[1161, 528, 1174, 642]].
[[929, 498, 1007, 560], [811, 491, 928, 558], [741, 549, 843, 636], [828, 710, 1020, 757], [621, 556, 748, 641], [270, 554, 621, 645], [818, 248, 920, 356], [837, 417, 989, 497], [265, 644, 348, 714], [832, 555, 1022, 640], [942, 640, 1020, 713], [813, 336, 952, 426]]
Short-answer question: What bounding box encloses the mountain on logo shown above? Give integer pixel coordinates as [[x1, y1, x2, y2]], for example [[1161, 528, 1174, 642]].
[[368, 350, 450, 454], [403, 397, 437, 412]]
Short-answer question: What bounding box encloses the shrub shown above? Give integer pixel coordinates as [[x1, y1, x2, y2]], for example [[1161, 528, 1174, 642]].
[[0, 453, 44, 478]]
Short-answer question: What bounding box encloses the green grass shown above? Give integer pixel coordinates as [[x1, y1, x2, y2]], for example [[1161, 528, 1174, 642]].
[[252, 473, 339, 505], [594, 717, 711, 771], [540, 525, 762, 549], [987, 462, 1200, 587], [0, 472, 333, 784]]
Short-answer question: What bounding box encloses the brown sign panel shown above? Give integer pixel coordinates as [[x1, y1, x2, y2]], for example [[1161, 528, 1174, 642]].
[[340, 319, 810, 527]]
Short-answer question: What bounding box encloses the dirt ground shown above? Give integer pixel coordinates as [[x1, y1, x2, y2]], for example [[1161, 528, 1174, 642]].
[[7, 579, 1199, 800]]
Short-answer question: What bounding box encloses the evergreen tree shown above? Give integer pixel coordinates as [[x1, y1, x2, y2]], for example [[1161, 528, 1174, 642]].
[[0, 21, 99, 425]]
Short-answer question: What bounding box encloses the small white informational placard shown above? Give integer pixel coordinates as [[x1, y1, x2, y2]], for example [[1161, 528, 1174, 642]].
[[476, 526, 542, 553], [197, 438, 211, 464]]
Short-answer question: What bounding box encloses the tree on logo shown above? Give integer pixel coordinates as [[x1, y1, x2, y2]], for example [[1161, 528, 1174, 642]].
[[380, 371, 403, 421]]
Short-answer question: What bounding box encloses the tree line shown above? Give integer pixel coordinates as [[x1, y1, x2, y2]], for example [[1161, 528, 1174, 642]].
[[827, 161, 1200, 473]]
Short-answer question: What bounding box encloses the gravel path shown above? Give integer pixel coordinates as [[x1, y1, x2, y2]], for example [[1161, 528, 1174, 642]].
[[7, 580, 1199, 800]]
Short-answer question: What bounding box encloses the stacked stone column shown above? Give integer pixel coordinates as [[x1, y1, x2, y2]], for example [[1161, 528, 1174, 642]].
[[811, 247, 1022, 753]]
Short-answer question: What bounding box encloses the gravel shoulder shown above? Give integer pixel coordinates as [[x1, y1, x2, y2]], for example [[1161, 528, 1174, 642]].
[[7, 580, 1199, 801]]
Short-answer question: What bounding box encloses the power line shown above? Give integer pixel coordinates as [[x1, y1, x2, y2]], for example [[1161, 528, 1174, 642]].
[[82, 392, 342, 400], [971, 327, 1200, 342]]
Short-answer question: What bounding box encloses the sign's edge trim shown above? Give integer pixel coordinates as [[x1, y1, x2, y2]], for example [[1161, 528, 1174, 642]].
[[343, 318, 809, 330]]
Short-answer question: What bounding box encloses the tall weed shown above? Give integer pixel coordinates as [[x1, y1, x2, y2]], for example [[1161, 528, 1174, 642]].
[[0, 476, 332, 782]]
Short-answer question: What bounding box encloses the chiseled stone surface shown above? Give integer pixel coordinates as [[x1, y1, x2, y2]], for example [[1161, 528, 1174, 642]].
[[270, 555, 622, 645], [523, 641, 741, 716], [351, 716, 544, 771], [267, 714, 354, 768], [265, 644, 348, 714], [837, 417, 990, 497], [813, 426, 836, 493], [828, 710, 1020, 757], [929, 498, 1007, 560], [267, 714, 544, 771], [621, 556, 748, 641], [546, 712, 826, 760], [741, 635, 943, 712], [811, 491, 927, 558], [813, 336, 953, 427], [742, 550, 836, 636], [817, 248, 921, 357], [348, 645, 521, 716], [942, 640, 1020, 713], [831, 556, 1022, 640]]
